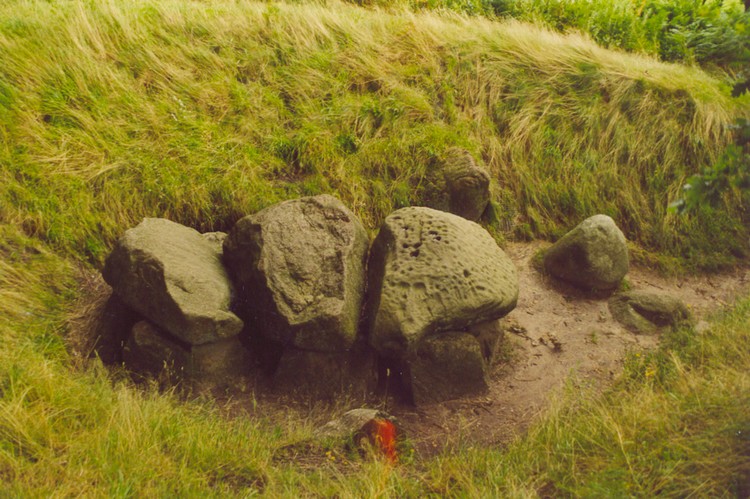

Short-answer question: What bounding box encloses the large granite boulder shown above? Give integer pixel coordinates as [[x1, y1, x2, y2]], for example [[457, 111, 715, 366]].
[[102, 218, 243, 345], [543, 214, 629, 290], [609, 290, 691, 334], [366, 207, 518, 358], [223, 195, 369, 352]]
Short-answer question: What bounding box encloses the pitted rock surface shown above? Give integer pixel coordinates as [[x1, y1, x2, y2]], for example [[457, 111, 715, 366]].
[[443, 147, 491, 221], [423, 148, 492, 221], [223, 195, 369, 352], [366, 207, 518, 357], [543, 214, 629, 290], [102, 218, 243, 345]]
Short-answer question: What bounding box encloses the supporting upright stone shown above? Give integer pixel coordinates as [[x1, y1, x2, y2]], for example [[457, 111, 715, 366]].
[[123, 321, 251, 382], [405, 332, 489, 405]]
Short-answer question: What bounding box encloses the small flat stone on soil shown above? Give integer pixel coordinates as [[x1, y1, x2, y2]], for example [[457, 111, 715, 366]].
[[609, 290, 691, 334]]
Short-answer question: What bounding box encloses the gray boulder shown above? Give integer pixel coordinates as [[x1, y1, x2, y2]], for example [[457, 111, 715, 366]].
[[223, 195, 369, 352], [424, 148, 492, 221], [366, 207, 518, 357], [609, 290, 691, 334], [543, 214, 629, 290], [102, 218, 243, 345], [406, 332, 489, 405], [443, 148, 492, 221], [123, 321, 251, 382]]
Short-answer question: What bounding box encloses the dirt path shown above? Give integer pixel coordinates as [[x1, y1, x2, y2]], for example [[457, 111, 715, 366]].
[[389, 242, 750, 456]]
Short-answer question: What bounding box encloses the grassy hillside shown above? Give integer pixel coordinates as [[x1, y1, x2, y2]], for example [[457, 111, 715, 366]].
[[1, 0, 747, 267], [1, 0, 748, 496]]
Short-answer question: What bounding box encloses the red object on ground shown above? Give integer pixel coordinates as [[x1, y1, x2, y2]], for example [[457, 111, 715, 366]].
[[370, 418, 398, 463]]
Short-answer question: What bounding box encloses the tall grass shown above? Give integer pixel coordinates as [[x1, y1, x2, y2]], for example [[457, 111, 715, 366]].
[[350, 0, 750, 75], [0, 0, 745, 268]]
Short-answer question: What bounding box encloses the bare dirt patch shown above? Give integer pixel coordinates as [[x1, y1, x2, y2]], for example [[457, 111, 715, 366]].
[[388, 242, 750, 456]]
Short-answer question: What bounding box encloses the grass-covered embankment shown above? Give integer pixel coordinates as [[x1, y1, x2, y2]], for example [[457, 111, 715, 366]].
[[1, 0, 746, 266], [1, 0, 748, 495]]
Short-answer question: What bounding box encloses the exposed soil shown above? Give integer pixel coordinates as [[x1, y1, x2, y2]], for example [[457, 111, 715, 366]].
[[388, 241, 750, 456], [67, 241, 750, 459]]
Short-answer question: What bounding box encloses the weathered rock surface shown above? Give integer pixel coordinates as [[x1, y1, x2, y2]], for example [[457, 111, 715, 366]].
[[609, 290, 691, 334], [423, 148, 492, 221], [102, 218, 243, 345], [543, 214, 629, 290], [405, 332, 489, 405], [315, 408, 396, 439], [223, 195, 369, 352], [201, 231, 227, 251], [366, 207, 518, 357], [442, 148, 492, 221], [123, 321, 250, 381], [467, 319, 505, 363]]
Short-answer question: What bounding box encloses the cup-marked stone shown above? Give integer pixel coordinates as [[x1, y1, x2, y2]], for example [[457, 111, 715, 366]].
[[366, 207, 518, 358]]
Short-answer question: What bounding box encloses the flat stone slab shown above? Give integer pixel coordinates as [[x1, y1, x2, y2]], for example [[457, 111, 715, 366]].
[[123, 321, 250, 382], [609, 290, 691, 334]]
